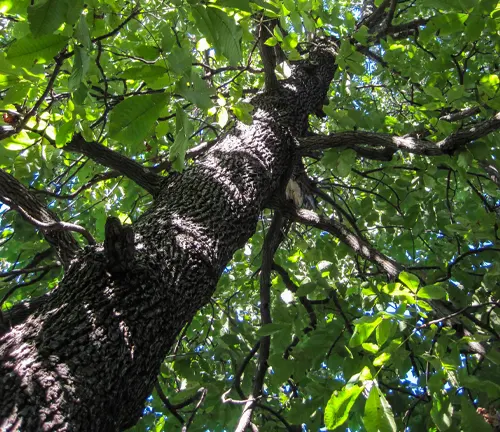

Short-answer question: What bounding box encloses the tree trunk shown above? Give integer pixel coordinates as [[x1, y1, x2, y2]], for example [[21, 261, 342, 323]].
[[0, 49, 335, 431]]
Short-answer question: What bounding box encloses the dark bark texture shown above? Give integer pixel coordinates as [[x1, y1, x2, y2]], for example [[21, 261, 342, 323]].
[[0, 48, 336, 430]]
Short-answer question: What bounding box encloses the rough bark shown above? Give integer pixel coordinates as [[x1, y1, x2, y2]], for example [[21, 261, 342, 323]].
[[0, 48, 336, 430], [0, 170, 81, 268]]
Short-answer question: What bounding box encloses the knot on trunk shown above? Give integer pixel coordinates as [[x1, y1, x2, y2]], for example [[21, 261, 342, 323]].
[[104, 217, 135, 273]]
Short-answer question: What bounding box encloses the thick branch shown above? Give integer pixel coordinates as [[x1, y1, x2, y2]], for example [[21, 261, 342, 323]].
[[0, 169, 80, 267], [64, 134, 162, 195], [299, 112, 500, 158], [479, 161, 500, 187], [258, 16, 280, 91], [285, 206, 401, 278], [0, 294, 50, 336]]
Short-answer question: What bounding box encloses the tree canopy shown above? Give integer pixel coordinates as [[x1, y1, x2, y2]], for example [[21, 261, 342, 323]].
[[1, 0, 500, 430]]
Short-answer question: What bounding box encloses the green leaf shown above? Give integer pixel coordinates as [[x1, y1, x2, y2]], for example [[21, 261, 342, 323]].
[[363, 384, 397, 432], [6, 34, 69, 67], [417, 283, 447, 300], [362, 342, 379, 353], [349, 316, 383, 347], [399, 271, 419, 292], [264, 36, 278, 46], [66, 0, 84, 26], [56, 120, 75, 147], [336, 149, 356, 177], [170, 105, 192, 171], [176, 75, 214, 110], [168, 46, 193, 76], [376, 319, 394, 347], [301, 11, 315, 32], [192, 6, 219, 47], [324, 385, 364, 430], [68, 46, 89, 91], [353, 25, 369, 44], [121, 66, 168, 81], [283, 0, 295, 12], [217, 0, 252, 11], [217, 107, 229, 127], [108, 93, 169, 147], [28, 0, 68, 36], [460, 399, 493, 432], [430, 392, 454, 431], [424, 86, 444, 101], [193, 6, 242, 66], [296, 282, 316, 296], [373, 352, 391, 367], [208, 8, 242, 66], [74, 15, 91, 49], [155, 416, 165, 432], [256, 322, 288, 336], [290, 11, 302, 32]]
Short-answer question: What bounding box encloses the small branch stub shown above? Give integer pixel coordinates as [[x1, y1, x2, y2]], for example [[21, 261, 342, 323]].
[[104, 217, 135, 273]]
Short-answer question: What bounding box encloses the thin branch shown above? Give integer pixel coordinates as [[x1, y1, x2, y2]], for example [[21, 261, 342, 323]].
[[18, 53, 67, 131], [1, 51, 68, 141], [32, 171, 121, 200], [154, 382, 184, 425], [418, 303, 498, 329], [235, 212, 285, 432], [181, 388, 207, 432], [0, 264, 60, 279], [272, 263, 317, 330], [254, 402, 296, 431], [257, 15, 280, 91], [151, 140, 217, 173], [92, 5, 142, 43], [272, 262, 319, 358], [439, 246, 500, 282], [233, 341, 261, 399]]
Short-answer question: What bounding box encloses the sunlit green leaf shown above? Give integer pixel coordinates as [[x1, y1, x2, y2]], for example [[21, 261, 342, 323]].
[[363, 384, 397, 432], [108, 93, 169, 147], [28, 0, 68, 36], [325, 385, 364, 430], [6, 34, 68, 66]]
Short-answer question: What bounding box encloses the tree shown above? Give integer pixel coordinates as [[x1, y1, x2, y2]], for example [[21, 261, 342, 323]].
[[0, 0, 500, 430]]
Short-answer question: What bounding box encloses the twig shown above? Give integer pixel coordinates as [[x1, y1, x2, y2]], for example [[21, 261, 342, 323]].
[[92, 5, 142, 43], [181, 388, 207, 432], [417, 303, 498, 329], [154, 382, 184, 425], [0, 264, 60, 279]]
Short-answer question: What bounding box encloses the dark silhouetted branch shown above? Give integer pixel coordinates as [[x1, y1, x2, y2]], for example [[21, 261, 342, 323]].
[[64, 134, 162, 195]]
